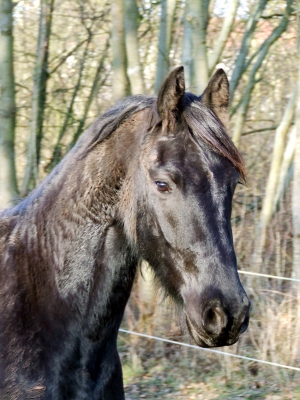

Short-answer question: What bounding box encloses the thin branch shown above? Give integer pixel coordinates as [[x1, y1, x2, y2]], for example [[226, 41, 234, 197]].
[[48, 31, 94, 170], [69, 37, 110, 148], [232, 0, 293, 145], [230, 0, 269, 99], [242, 126, 277, 136], [49, 38, 88, 75]]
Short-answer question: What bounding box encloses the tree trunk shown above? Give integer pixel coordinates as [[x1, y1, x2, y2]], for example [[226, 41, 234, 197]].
[[292, 11, 300, 280], [273, 126, 296, 212], [124, 0, 145, 94], [21, 0, 54, 196], [182, 6, 193, 90], [0, 0, 18, 209], [111, 0, 129, 100], [182, 0, 209, 94], [154, 0, 177, 93]]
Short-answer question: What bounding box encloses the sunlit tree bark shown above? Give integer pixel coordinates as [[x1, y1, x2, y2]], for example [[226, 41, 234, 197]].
[[0, 0, 18, 209], [182, 7, 193, 90], [254, 88, 297, 271], [208, 0, 239, 73], [111, 0, 129, 100], [273, 126, 296, 212], [124, 0, 145, 94], [292, 10, 300, 279], [182, 0, 209, 93]]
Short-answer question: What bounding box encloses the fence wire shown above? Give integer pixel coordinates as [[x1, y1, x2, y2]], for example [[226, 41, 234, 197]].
[[119, 329, 300, 372], [120, 270, 300, 374], [237, 269, 300, 282]]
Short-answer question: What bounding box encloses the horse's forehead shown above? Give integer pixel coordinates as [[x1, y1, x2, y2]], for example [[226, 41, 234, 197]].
[[145, 133, 204, 171], [143, 132, 238, 184]]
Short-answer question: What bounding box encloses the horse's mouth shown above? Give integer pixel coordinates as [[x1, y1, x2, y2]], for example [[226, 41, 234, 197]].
[[185, 314, 217, 347], [185, 315, 239, 348]]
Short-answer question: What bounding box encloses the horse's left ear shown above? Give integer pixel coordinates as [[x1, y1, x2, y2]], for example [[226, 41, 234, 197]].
[[201, 69, 229, 128], [157, 66, 185, 130]]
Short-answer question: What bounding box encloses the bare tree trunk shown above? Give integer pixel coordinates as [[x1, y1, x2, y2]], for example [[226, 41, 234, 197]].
[[193, 0, 209, 93], [124, 0, 145, 94], [0, 0, 18, 209], [208, 0, 238, 74], [182, 0, 209, 94], [182, 6, 193, 90], [21, 0, 54, 196], [273, 126, 296, 212], [293, 9, 300, 280], [111, 0, 129, 100], [254, 88, 297, 272], [154, 0, 177, 93]]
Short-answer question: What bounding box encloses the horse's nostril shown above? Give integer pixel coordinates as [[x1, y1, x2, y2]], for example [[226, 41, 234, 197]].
[[203, 305, 228, 335], [238, 297, 250, 334], [239, 312, 250, 334]]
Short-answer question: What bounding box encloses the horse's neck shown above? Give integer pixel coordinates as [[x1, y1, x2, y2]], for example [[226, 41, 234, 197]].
[[10, 140, 137, 320]]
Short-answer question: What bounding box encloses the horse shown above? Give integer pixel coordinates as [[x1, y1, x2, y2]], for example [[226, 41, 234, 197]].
[[0, 66, 250, 399]]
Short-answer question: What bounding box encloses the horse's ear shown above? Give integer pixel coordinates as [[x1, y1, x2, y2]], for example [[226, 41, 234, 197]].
[[157, 66, 185, 130], [201, 69, 229, 128]]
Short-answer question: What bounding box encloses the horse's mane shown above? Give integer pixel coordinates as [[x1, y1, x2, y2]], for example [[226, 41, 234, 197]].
[[78, 95, 157, 156], [79, 92, 245, 181]]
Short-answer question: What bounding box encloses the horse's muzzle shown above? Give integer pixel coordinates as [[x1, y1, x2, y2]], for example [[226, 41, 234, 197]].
[[184, 291, 250, 348]]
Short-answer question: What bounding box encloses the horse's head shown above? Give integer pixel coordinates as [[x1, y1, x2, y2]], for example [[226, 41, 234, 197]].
[[120, 67, 250, 348]]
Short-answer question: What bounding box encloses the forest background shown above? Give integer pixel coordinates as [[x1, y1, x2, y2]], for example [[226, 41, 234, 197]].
[[0, 0, 300, 398]]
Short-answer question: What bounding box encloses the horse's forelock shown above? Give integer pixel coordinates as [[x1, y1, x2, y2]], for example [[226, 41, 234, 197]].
[[182, 96, 246, 182]]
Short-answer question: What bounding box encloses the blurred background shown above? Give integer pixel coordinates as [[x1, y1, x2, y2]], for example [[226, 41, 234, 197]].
[[0, 0, 299, 397]]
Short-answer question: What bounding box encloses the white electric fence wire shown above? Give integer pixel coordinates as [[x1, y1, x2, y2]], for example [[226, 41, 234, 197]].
[[120, 271, 300, 372], [119, 329, 300, 372], [237, 270, 300, 282]]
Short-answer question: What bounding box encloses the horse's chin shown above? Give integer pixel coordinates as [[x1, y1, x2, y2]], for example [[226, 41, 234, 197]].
[[185, 315, 213, 347], [185, 316, 239, 348]]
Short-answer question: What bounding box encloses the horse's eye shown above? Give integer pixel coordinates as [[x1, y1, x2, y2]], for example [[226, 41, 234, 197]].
[[155, 181, 170, 193]]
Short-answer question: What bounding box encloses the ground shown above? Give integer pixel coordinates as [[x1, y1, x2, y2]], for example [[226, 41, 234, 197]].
[[119, 338, 300, 400], [124, 363, 300, 399]]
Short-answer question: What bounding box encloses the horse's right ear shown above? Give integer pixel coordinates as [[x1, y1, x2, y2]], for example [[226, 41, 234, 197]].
[[201, 69, 229, 128], [157, 66, 185, 130]]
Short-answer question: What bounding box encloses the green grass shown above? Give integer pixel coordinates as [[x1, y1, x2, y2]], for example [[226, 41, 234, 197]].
[[122, 353, 300, 399]]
